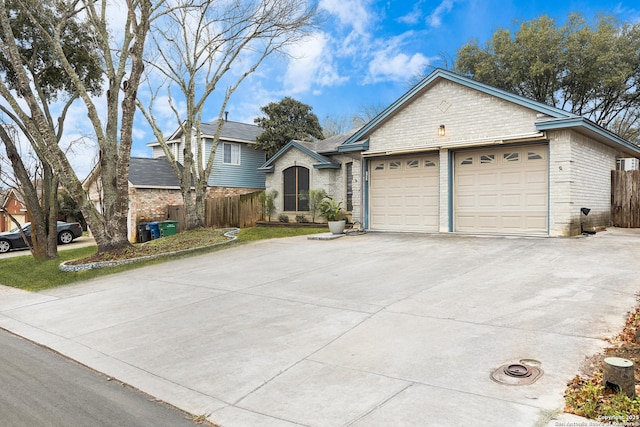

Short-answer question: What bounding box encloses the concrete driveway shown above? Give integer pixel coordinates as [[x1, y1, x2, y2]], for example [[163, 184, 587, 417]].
[[1, 229, 639, 426]]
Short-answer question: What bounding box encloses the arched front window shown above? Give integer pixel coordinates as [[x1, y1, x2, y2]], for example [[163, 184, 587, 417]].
[[283, 166, 309, 211]]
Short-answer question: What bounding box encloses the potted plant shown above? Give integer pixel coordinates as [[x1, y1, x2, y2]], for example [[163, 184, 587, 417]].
[[319, 196, 346, 234]]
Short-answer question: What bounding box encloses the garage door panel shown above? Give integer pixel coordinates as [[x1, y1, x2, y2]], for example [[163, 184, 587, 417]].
[[457, 194, 476, 208], [456, 174, 476, 187], [526, 170, 547, 184], [526, 193, 547, 207], [501, 171, 523, 185], [454, 145, 548, 235], [477, 173, 498, 186], [501, 194, 523, 207], [370, 154, 439, 232], [478, 194, 499, 207]]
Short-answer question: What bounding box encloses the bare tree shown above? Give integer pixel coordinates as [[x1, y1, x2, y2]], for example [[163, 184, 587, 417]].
[[138, 0, 317, 229], [353, 102, 386, 127], [322, 115, 351, 138], [0, 121, 60, 258], [0, 0, 158, 253]]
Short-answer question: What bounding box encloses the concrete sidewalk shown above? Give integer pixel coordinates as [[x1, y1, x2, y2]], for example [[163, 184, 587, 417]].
[[1, 229, 640, 426]]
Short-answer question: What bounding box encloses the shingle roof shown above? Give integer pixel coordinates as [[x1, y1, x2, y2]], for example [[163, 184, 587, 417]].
[[297, 131, 357, 154], [200, 119, 262, 142], [128, 157, 183, 188], [258, 130, 358, 172]]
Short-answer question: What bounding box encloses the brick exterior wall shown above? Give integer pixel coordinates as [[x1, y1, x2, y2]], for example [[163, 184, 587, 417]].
[[130, 186, 261, 241], [548, 130, 617, 236], [369, 80, 539, 153], [264, 149, 362, 223]]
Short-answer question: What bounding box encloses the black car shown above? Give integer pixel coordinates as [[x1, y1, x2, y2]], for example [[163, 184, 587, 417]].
[[0, 221, 83, 253]]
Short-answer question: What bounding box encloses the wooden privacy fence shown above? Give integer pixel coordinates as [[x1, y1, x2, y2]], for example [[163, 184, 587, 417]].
[[611, 170, 640, 228], [168, 191, 263, 230]]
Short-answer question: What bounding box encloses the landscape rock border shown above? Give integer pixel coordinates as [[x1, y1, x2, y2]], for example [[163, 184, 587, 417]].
[[59, 228, 240, 272]]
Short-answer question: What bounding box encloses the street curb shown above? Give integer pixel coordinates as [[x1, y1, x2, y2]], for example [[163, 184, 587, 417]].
[[59, 228, 240, 272]]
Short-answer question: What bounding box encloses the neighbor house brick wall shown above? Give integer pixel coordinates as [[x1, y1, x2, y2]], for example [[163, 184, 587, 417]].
[[548, 129, 617, 236], [128, 186, 262, 241], [129, 188, 184, 223], [368, 80, 540, 153]]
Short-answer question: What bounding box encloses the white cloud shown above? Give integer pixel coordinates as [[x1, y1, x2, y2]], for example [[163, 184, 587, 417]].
[[398, 1, 426, 25], [427, 0, 456, 28], [319, 0, 372, 35], [366, 50, 429, 83], [284, 32, 348, 94]]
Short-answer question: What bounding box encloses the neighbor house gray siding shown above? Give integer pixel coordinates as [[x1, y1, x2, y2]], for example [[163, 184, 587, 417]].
[[206, 139, 266, 188]]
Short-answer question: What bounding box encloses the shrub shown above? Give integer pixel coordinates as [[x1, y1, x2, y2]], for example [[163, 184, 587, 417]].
[[258, 190, 278, 221], [278, 213, 290, 223], [295, 215, 308, 223]]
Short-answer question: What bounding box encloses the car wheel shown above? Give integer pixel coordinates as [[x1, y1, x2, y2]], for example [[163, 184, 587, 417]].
[[0, 240, 10, 253], [58, 230, 74, 245]]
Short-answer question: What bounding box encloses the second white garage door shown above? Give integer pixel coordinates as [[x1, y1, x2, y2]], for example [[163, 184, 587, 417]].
[[454, 144, 548, 235], [369, 154, 439, 231]]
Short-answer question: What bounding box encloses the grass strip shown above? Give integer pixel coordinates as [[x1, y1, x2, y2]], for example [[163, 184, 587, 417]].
[[0, 226, 328, 292]]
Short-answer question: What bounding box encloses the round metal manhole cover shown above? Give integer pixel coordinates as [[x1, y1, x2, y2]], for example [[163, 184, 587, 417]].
[[491, 361, 543, 386], [504, 364, 530, 377]]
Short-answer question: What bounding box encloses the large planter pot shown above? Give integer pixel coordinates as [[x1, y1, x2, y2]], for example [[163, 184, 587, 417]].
[[328, 220, 346, 235]]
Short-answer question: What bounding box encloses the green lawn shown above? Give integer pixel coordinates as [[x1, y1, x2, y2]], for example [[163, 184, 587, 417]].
[[0, 226, 327, 292]]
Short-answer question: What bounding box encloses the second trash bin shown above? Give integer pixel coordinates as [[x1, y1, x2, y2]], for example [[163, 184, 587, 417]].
[[159, 221, 178, 237], [137, 222, 151, 243], [148, 221, 161, 239]]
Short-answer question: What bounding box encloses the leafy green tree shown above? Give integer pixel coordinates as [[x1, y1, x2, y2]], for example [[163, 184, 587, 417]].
[[254, 97, 324, 157], [0, 0, 102, 259], [454, 13, 640, 143], [0, 0, 153, 254]]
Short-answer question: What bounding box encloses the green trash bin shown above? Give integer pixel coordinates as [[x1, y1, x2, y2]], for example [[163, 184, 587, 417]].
[[159, 220, 178, 237]]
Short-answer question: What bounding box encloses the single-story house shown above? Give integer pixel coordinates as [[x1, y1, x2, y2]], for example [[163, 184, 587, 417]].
[[260, 68, 640, 237], [84, 119, 266, 242]]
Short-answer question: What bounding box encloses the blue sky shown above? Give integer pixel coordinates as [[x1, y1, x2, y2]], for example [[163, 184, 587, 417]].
[[64, 1, 640, 177]]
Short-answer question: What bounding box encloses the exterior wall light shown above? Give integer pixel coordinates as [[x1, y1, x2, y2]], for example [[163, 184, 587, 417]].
[[438, 125, 445, 137]]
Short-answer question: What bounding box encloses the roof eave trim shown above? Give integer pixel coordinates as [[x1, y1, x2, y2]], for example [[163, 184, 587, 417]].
[[338, 139, 369, 152], [536, 117, 640, 157], [259, 140, 332, 170], [340, 68, 574, 146], [313, 163, 341, 169]]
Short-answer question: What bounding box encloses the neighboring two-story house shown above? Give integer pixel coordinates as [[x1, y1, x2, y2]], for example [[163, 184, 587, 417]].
[[147, 119, 266, 194], [84, 118, 266, 241]]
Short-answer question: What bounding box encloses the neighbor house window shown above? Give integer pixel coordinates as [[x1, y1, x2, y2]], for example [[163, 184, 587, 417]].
[[223, 143, 241, 165], [283, 166, 309, 211]]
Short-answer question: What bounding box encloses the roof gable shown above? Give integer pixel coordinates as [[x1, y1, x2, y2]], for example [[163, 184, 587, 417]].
[[341, 68, 575, 149], [258, 140, 340, 172]]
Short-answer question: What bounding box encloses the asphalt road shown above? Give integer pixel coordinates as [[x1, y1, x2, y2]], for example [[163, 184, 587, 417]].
[[0, 235, 96, 259], [0, 328, 204, 427]]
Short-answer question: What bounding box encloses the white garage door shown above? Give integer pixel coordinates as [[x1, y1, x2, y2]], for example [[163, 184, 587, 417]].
[[369, 154, 439, 231], [454, 145, 548, 235]]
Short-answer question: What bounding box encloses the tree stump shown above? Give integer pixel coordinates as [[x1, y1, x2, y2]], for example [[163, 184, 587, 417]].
[[603, 357, 635, 398]]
